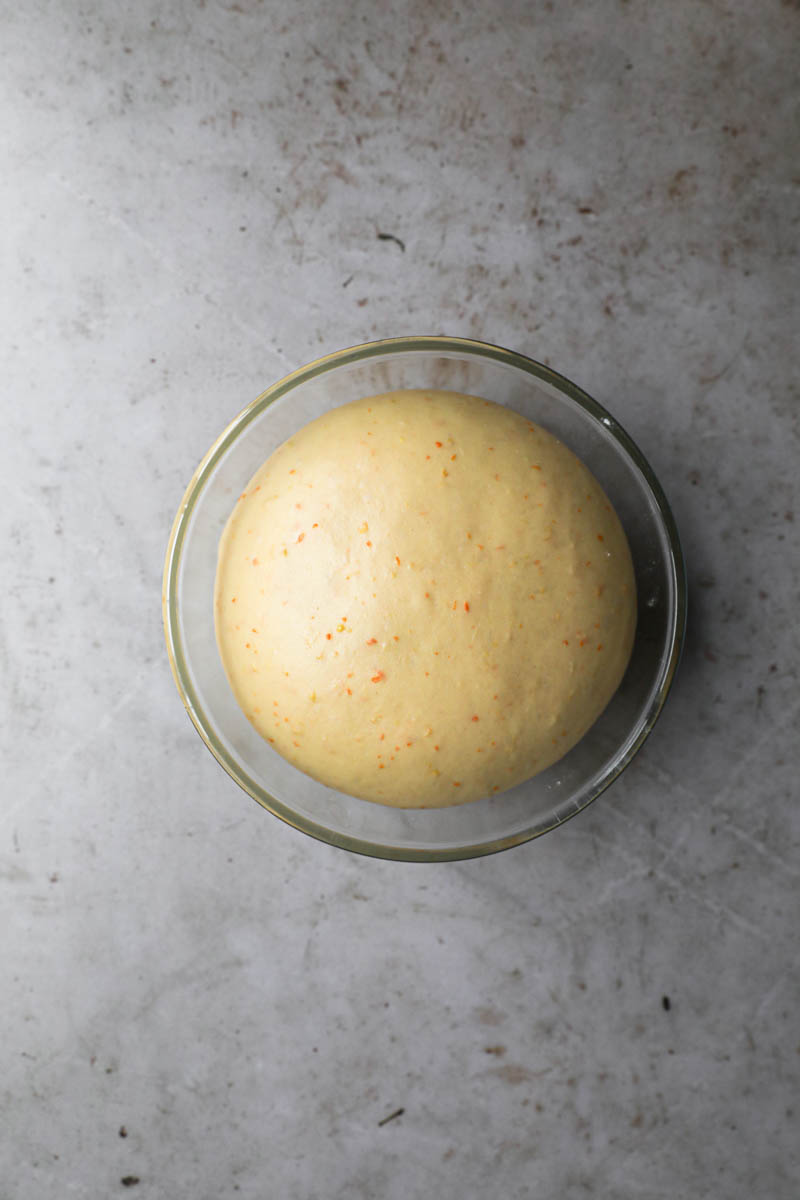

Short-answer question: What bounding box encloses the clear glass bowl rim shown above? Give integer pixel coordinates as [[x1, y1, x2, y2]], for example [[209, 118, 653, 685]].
[[163, 335, 687, 861]]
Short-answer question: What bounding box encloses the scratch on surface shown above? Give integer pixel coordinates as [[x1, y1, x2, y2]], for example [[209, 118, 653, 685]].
[[750, 976, 786, 1025], [49, 170, 294, 377], [709, 695, 800, 813], [594, 860, 652, 906], [723, 823, 800, 881], [697, 335, 748, 388], [652, 869, 769, 943], [564, 818, 769, 942], [0, 658, 163, 833]]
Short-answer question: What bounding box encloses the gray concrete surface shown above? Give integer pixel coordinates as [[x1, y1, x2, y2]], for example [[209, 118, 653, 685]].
[[2, 1, 798, 1197]]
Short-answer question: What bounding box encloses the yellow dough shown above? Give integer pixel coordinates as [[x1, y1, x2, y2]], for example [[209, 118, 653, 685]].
[[214, 390, 636, 807]]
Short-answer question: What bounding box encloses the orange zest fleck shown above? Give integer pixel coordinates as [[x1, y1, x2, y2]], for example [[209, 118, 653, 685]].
[[326, 633, 332, 640], [371, 671, 385, 683], [597, 533, 604, 542], [471, 715, 479, 722], [435, 441, 443, 448], [366, 540, 372, 547], [464, 601, 470, 612], [366, 637, 378, 645], [395, 555, 401, 565], [296, 533, 305, 543]]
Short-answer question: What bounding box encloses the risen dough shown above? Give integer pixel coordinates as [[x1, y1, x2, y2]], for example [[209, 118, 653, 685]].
[[215, 390, 636, 807]]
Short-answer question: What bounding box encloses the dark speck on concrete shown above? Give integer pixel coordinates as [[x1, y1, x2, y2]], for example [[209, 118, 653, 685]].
[[493, 1064, 533, 1084], [377, 231, 405, 252], [378, 1107, 404, 1126], [119, 1126, 127, 1138], [662, 995, 671, 1011], [121, 1178, 140, 1188]]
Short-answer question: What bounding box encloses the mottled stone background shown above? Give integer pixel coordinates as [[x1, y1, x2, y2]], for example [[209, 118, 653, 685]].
[[2, 1, 798, 1197]]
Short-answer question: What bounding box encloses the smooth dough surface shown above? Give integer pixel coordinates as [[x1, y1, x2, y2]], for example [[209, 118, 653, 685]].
[[215, 390, 636, 807]]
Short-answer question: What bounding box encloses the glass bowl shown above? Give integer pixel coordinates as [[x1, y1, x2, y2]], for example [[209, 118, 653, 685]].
[[163, 337, 686, 861]]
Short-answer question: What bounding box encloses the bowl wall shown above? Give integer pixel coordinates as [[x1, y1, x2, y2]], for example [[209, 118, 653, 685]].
[[164, 339, 685, 860]]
